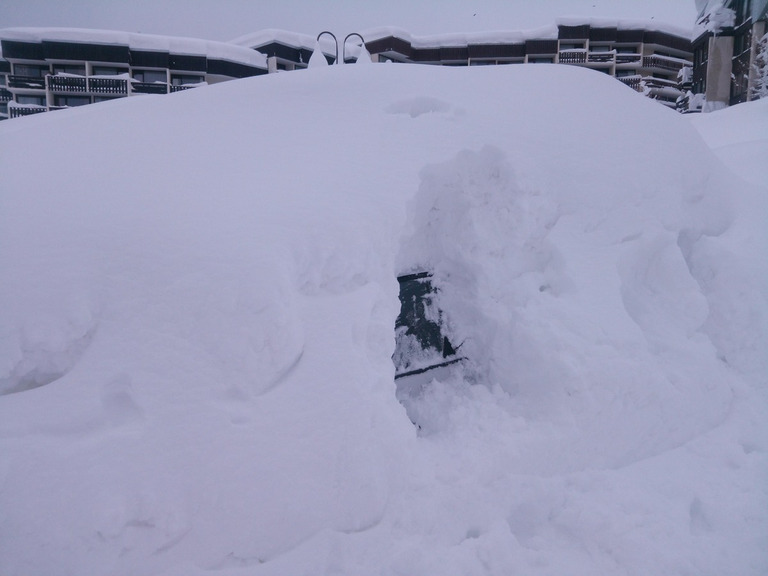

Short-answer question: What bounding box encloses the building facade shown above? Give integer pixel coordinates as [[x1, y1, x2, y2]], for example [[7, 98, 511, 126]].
[[0, 21, 697, 121], [689, 0, 768, 111], [0, 28, 267, 121], [361, 22, 693, 108]]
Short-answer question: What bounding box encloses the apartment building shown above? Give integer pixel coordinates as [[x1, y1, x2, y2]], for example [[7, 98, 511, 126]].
[[359, 21, 693, 108], [0, 21, 695, 121], [0, 28, 267, 120], [690, 0, 768, 110]]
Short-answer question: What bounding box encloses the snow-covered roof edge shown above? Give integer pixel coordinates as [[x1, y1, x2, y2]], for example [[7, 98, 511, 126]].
[[361, 25, 558, 47], [0, 27, 266, 67], [556, 17, 692, 39], [361, 18, 691, 48], [230, 29, 337, 56]]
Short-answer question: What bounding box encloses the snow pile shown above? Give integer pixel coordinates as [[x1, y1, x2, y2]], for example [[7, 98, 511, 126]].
[[0, 63, 765, 576]]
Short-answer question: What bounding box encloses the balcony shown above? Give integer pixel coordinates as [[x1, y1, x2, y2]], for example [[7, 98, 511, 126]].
[[170, 84, 197, 93], [587, 51, 615, 64], [617, 75, 642, 91], [641, 76, 680, 89], [9, 105, 47, 119], [8, 75, 46, 90], [558, 50, 586, 64], [131, 82, 168, 95], [47, 75, 87, 93], [616, 54, 642, 65], [642, 55, 692, 72], [89, 77, 128, 95]]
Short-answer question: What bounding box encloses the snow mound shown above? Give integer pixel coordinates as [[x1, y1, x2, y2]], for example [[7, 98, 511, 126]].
[[0, 63, 765, 576]]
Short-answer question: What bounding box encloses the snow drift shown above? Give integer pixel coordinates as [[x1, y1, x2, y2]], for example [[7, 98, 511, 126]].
[[0, 63, 765, 576]]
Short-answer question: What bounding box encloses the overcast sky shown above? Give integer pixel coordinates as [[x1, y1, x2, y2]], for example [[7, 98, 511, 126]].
[[1, 0, 698, 42]]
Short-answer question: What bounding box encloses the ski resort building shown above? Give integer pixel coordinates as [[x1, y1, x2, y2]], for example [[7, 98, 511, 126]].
[[0, 20, 696, 120], [687, 0, 768, 111], [361, 21, 693, 108], [0, 28, 267, 121], [232, 21, 694, 109]]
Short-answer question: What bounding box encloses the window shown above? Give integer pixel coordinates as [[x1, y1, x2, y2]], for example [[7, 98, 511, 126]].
[[92, 66, 128, 76], [13, 64, 48, 77], [616, 69, 638, 77], [53, 64, 85, 76], [560, 42, 585, 50], [616, 46, 639, 54], [133, 69, 167, 83], [590, 45, 612, 52], [54, 95, 90, 107], [0, 75, 5, 86], [529, 57, 554, 63], [171, 74, 204, 86], [17, 95, 45, 106], [0, 102, 7, 115]]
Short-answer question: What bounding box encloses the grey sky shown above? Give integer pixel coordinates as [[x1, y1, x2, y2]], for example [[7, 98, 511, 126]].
[[1, 0, 698, 42]]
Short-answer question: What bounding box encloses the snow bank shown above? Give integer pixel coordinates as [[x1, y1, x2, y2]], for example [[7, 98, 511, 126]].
[[0, 63, 765, 576]]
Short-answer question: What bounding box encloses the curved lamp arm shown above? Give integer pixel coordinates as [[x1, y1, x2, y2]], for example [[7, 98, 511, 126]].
[[343, 33, 367, 63], [316, 31, 339, 65]]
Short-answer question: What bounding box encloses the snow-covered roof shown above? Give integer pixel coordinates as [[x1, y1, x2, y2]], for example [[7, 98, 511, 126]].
[[230, 28, 337, 56], [694, 0, 737, 37], [362, 25, 558, 47], [361, 18, 691, 49], [0, 27, 266, 67], [556, 17, 693, 39]]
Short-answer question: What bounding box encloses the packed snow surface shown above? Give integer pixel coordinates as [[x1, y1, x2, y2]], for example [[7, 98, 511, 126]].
[[0, 63, 766, 576]]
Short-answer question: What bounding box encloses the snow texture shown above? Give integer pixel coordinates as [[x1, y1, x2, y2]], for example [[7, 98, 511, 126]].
[[0, 63, 766, 576]]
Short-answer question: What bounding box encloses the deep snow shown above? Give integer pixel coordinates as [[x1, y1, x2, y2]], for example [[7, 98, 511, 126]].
[[0, 63, 766, 576]]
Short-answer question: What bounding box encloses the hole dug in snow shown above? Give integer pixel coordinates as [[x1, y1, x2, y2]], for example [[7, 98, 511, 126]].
[[0, 319, 95, 396]]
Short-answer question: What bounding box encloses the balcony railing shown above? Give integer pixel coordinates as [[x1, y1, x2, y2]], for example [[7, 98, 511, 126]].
[[588, 51, 615, 63], [131, 82, 168, 95], [89, 77, 128, 95], [641, 76, 680, 89], [0, 89, 12, 102], [617, 75, 642, 91], [558, 51, 586, 64], [48, 75, 129, 95], [8, 75, 46, 89], [616, 54, 642, 64], [170, 84, 197, 93], [642, 55, 692, 72], [48, 75, 88, 93], [9, 106, 47, 119]]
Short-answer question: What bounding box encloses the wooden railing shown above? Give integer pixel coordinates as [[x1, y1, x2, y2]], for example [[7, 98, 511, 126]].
[[88, 77, 128, 95], [558, 51, 586, 64], [10, 106, 47, 119], [642, 55, 691, 72], [47, 75, 87, 92], [170, 84, 196, 93], [618, 75, 642, 91]]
